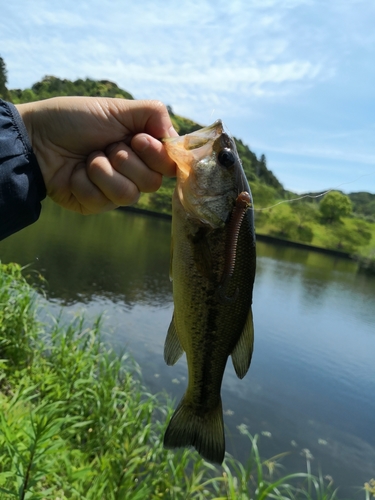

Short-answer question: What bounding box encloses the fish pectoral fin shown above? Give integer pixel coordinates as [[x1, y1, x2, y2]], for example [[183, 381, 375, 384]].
[[164, 313, 184, 366], [231, 308, 254, 379], [163, 395, 225, 464]]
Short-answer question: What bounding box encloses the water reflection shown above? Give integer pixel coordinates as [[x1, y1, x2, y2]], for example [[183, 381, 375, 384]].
[[0, 200, 173, 306]]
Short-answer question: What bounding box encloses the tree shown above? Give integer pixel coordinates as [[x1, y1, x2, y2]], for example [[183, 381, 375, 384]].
[[292, 202, 318, 225], [0, 55, 10, 100], [319, 191, 352, 223], [270, 208, 299, 239], [325, 219, 372, 253]]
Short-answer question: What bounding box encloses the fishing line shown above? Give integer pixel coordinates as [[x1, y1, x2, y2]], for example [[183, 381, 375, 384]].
[[252, 172, 375, 212]]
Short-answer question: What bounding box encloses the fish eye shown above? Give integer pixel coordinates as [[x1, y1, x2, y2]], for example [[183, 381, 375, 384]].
[[218, 148, 236, 168]]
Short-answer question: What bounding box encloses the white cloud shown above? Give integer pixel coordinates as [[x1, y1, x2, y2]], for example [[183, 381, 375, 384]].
[[28, 9, 87, 27]]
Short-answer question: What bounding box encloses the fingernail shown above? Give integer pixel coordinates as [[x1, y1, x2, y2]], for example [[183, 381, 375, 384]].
[[168, 126, 179, 137]]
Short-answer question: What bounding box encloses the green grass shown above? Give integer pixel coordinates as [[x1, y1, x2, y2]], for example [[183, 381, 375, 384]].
[[0, 262, 372, 499]]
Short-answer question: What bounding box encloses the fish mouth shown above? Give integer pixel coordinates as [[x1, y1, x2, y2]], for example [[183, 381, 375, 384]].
[[163, 120, 224, 178]]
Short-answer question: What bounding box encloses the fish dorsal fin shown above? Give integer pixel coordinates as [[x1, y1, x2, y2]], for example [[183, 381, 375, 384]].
[[164, 313, 184, 366], [231, 308, 254, 379]]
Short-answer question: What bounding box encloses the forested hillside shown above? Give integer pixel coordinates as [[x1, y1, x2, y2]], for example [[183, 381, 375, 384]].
[[8, 75, 133, 102]]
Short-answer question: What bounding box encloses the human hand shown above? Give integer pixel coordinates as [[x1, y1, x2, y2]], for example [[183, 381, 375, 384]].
[[16, 96, 178, 214]]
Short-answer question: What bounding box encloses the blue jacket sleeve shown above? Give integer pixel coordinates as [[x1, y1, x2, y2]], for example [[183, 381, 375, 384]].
[[0, 99, 46, 240]]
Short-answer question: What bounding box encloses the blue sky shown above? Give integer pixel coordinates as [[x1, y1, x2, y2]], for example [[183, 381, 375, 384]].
[[2, 0, 375, 194]]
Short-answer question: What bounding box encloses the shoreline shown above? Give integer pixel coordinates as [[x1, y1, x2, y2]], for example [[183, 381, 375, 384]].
[[119, 206, 353, 260]]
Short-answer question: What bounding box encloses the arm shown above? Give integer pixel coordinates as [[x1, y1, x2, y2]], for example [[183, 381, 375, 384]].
[[0, 99, 46, 240]]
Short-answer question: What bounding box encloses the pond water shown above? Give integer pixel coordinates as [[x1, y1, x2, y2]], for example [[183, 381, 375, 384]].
[[1, 199, 374, 497]]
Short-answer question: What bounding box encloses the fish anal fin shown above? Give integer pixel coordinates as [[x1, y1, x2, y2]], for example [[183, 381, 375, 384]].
[[163, 395, 225, 464], [231, 308, 254, 379], [164, 313, 184, 366]]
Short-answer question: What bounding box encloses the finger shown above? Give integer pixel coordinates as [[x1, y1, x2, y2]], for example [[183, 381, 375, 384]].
[[106, 142, 163, 193], [131, 133, 177, 177], [86, 151, 141, 206], [70, 162, 118, 214]]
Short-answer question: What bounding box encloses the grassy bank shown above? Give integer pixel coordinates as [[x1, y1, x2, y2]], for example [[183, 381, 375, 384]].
[[0, 263, 371, 499]]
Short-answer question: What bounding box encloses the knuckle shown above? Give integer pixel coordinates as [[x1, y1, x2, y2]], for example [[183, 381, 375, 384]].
[[148, 99, 167, 114], [151, 99, 165, 109]]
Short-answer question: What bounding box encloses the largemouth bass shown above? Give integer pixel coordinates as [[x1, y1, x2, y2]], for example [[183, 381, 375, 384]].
[[162, 120, 256, 464]]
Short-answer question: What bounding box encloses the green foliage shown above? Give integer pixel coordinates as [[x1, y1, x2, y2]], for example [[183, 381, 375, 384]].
[[319, 191, 352, 223], [0, 262, 215, 498], [355, 250, 375, 275], [257, 153, 284, 191], [0, 263, 350, 499], [296, 224, 314, 243], [292, 201, 319, 225], [269, 205, 299, 239], [354, 219, 373, 244], [348, 192, 375, 221], [148, 183, 174, 213], [220, 425, 339, 500], [325, 224, 359, 253], [251, 182, 278, 209], [253, 209, 270, 229], [0, 263, 42, 368], [234, 139, 260, 183], [9, 76, 134, 104], [0, 55, 11, 100], [322, 219, 373, 254], [268, 204, 314, 243]]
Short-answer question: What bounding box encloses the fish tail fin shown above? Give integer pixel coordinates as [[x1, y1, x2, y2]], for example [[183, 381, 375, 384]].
[[163, 395, 225, 464]]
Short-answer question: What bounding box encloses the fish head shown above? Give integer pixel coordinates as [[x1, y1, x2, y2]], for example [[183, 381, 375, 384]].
[[163, 120, 250, 228]]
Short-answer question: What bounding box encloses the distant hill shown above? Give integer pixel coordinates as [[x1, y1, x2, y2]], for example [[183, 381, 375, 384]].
[[298, 190, 375, 223], [8, 75, 134, 102], [348, 192, 375, 221]]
